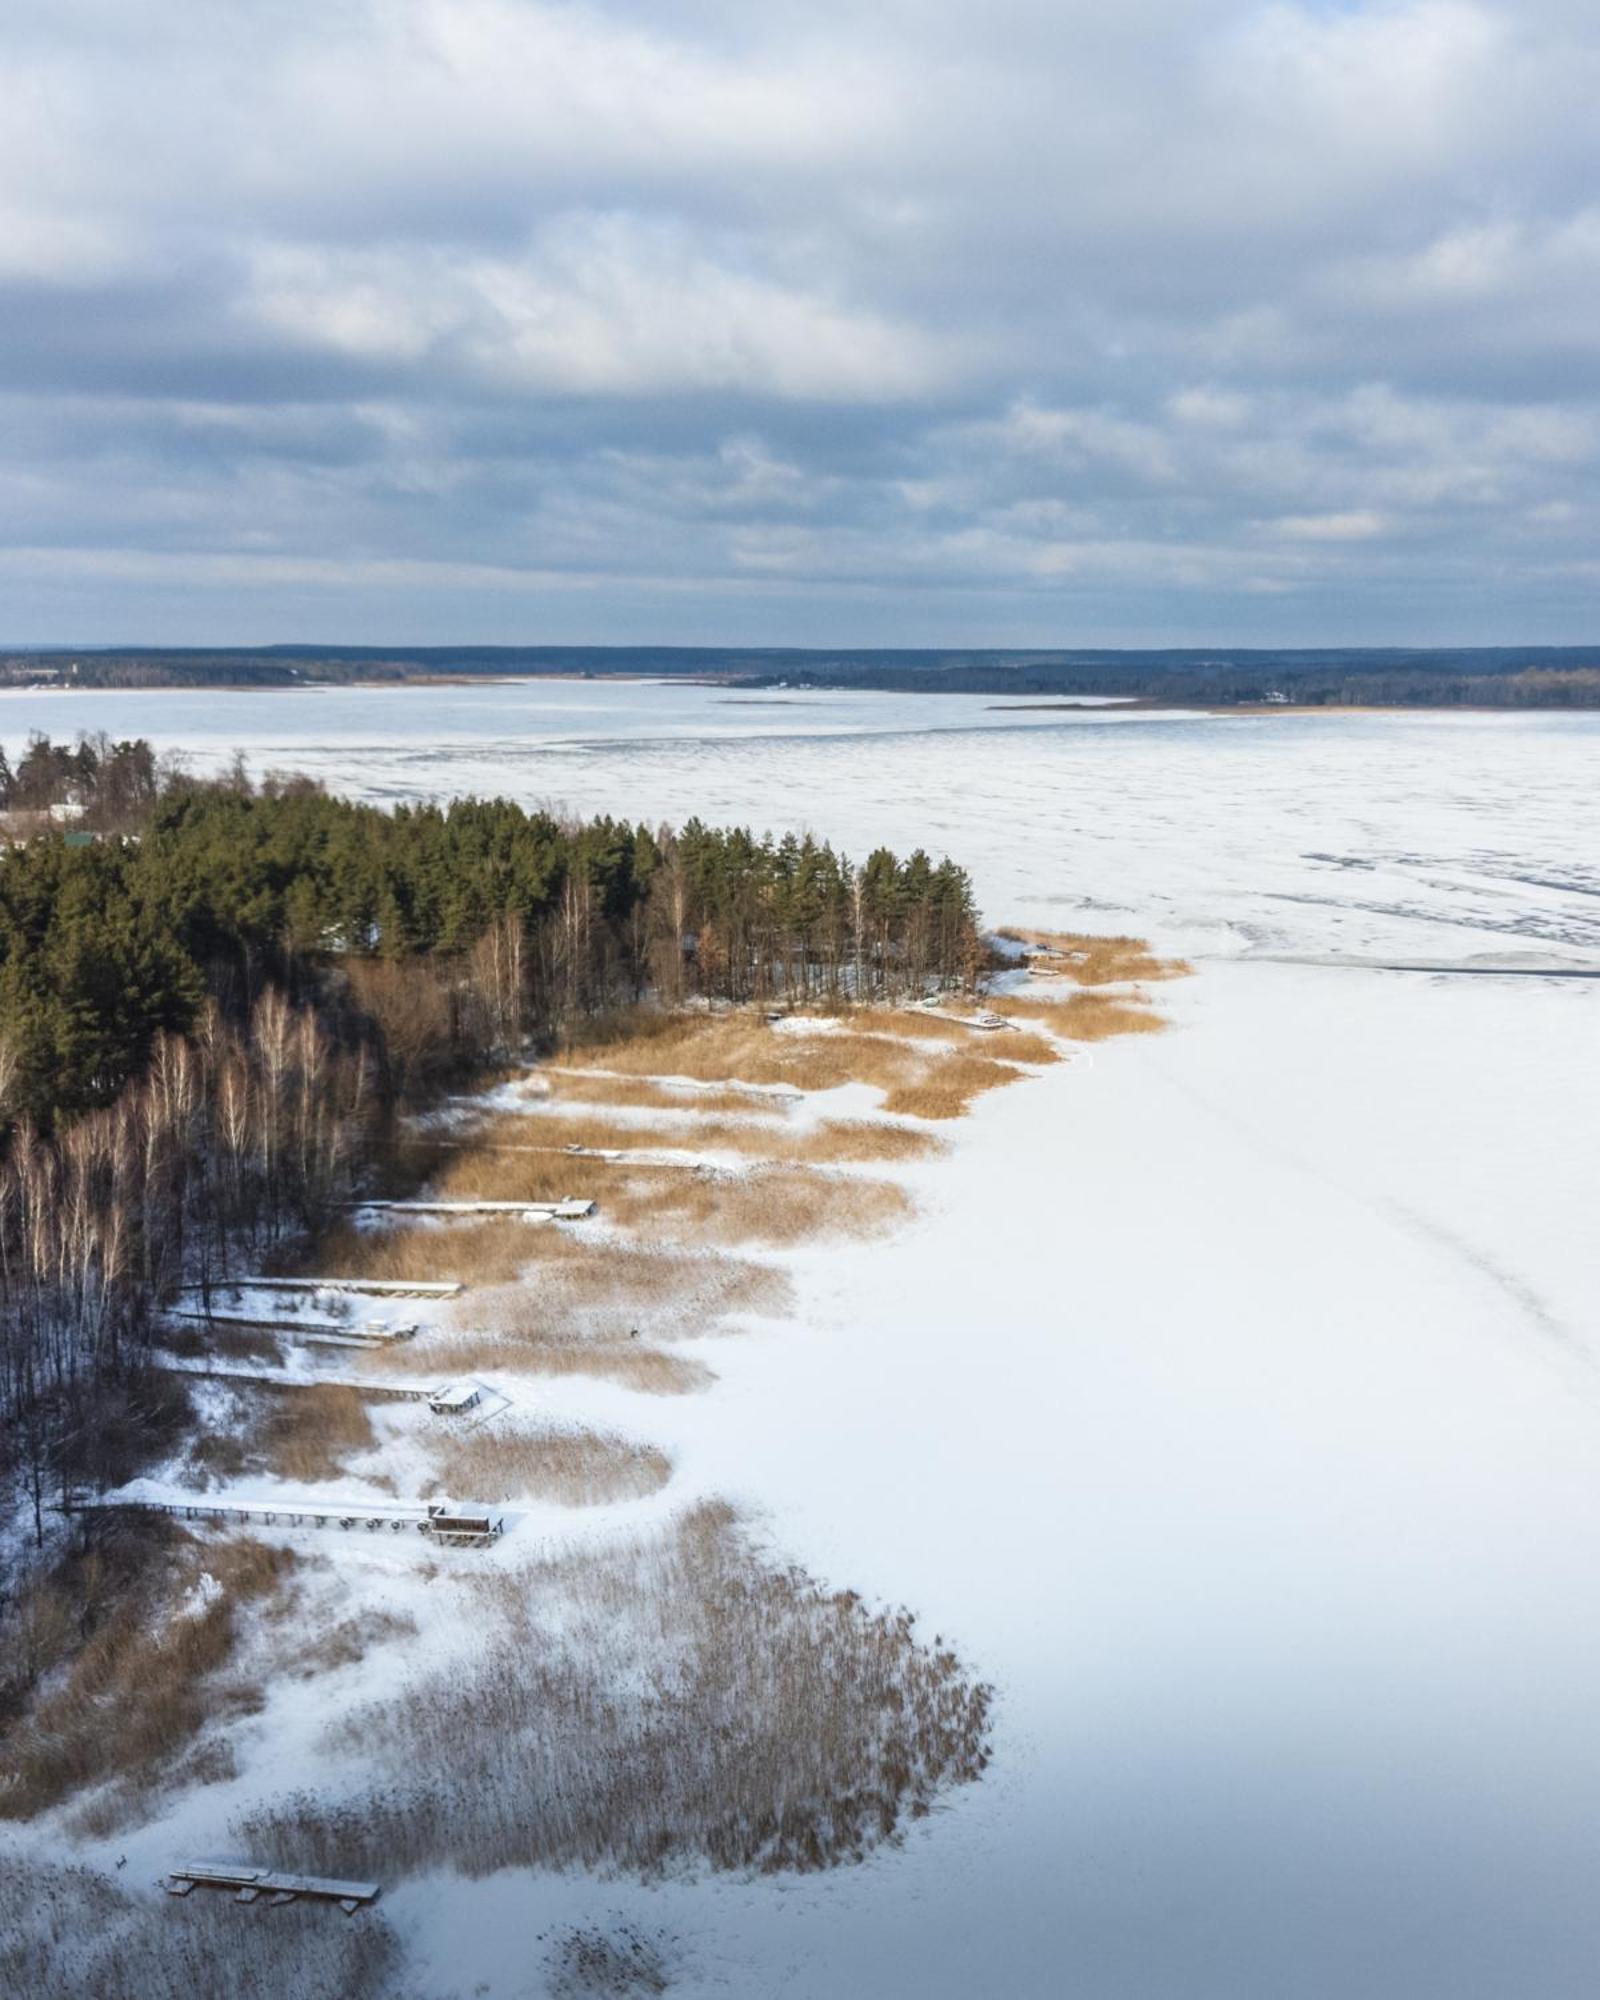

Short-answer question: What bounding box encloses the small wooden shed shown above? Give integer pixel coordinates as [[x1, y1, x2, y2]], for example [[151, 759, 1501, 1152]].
[[428, 1382, 484, 1416]]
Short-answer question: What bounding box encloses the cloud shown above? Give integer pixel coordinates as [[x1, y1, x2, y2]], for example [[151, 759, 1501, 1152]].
[[1, 0, 1599, 641], [242, 222, 952, 401], [1268, 511, 1386, 543]]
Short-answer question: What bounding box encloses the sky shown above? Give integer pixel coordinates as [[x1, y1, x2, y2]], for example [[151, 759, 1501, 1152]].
[[3, 0, 1600, 648]]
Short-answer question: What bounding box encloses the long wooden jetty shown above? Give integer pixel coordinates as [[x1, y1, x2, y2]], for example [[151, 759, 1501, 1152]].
[[185, 1277, 463, 1300], [71, 1492, 505, 1546], [168, 1862, 379, 1914], [168, 1309, 418, 1349], [349, 1196, 595, 1220], [152, 1357, 439, 1402]]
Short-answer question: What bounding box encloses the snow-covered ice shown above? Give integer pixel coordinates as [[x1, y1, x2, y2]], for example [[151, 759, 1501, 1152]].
[[4, 687, 1597, 1996]]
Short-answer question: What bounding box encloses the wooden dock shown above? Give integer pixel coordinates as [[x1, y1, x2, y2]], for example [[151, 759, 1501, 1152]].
[[188, 1277, 464, 1300], [912, 1003, 1009, 1031], [168, 1861, 380, 1914], [152, 1357, 439, 1402], [350, 1196, 596, 1220], [168, 1309, 418, 1348], [71, 1491, 505, 1546]]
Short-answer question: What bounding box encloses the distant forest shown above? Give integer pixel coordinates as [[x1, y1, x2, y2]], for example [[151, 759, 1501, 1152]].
[[0, 736, 978, 1519], [5, 644, 1600, 706]]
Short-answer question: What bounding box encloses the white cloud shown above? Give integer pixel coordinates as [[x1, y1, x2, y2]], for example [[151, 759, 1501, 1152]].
[[242, 220, 951, 401], [1268, 511, 1386, 543], [3, 0, 1600, 637]]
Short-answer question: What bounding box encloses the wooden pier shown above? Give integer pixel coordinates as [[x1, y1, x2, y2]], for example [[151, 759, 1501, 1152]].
[[71, 1491, 505, 1546], [167, 1862, 380, 1914], [152, 1358, 439, 1403], [168, 1309, 418, 1349], [350, 1196, 595, 1220], [186, 1277, 464, 1300]]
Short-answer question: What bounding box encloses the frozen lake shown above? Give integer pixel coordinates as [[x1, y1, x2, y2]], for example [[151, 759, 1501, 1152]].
[[11, 680, 1599, 964], [11, 683, 1600, 1996]]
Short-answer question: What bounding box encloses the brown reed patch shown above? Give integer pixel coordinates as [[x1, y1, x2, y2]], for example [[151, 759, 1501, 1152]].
[[991, 990, 1167, 1040], [589, 1165, 913, 1246], [375, 1250, 784, 1384], [881, 1054, 1027, 1120], [975, 1028, 1061, 1066], [384, 1128, 909, 1248], [424, 1427, 672, 1508], [849, 1007, 974, 1043], [235, 1500, 992, 1881], [515, 1343, 715, 1395], [301, 1217, 539, 1287], [542, 1070, 785, 1117], [476, 1234, 792, 1317], [562, 1014, 926, 1097], [455, 1105, 942, 1171], [787, 1119, 944, 1164], [0, 1527, 294, 1826], [265, 1386, 378, 1484], [0, 1858, 406, 2000], [184, 1381, 378, 1489], [997, 927, 1192, 985]]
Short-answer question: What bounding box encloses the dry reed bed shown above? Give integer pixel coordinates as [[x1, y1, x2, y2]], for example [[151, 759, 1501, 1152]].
[[236, 1501, 992, 1880], [996, 927, 1193, 985], [333, 1146, 912, 1252], [0, 1860, 407, 2000], [425, 1426, 673, 1508], [456, 1103, 945, 1168], [185, 1381, 379, 1489], [559, 1012, 1055, 1122], [462, 1235, 791, 1330], [0, 1526, 293, 1830], [989, 990, 1167, 1040], [292, 1217, 541, 1288], [370, 1248, 780, 1392], [498, 1341, 715, 1396], [540, 1069, 796, 1116]]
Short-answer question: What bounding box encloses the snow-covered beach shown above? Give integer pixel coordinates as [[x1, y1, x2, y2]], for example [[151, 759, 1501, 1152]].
[[5, 686, 1597, 1996]]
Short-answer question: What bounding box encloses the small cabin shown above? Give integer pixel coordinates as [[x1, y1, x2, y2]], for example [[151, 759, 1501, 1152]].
[[425, 1503, 502, 1546], [428, 1382, 484, 1416]]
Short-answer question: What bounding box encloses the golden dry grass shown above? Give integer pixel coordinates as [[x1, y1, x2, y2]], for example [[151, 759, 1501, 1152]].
[[787, 1119, 944, 1163], [849, 1007, 973, 1043], [259, 1385, 377, 1484], [596, 1165, 913, 1245], [396, 1119, 913, 1248], [478, 1229, 794, 1310], [300, 1217, 539, 1287], [881, 1053, 1030, 1119], [375, 1251, 783, 1387], [514, 1343, 715, 1395], [562, 1013, 926, 1095], [456, 1104, 944, 1169], [997, 927, 1192, 985], [0, 1529, 293, 1826], [554, 1009, 1068, 1129], [979, 1028, 1062, 1065], [424, 1427, 673, 1508], [184, 1382, 378, 1489], [539, 1070, 786, 1116], [990, 990, 1167, 1040]]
